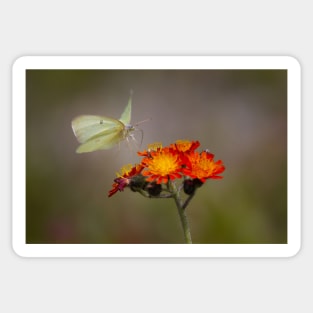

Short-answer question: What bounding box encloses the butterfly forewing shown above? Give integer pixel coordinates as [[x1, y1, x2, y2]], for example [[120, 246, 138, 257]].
[[71, 115, 124, 144]]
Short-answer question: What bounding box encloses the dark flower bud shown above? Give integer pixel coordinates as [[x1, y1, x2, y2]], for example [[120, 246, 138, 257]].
[[129, 174, 147, 192], [183, 178, 203, 195], [144, 181, 162, 197]]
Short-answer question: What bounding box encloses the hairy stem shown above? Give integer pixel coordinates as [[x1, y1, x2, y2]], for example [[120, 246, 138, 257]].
[[169, 181, 192, 244]]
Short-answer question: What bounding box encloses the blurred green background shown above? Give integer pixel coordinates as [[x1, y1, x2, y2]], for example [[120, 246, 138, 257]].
[[26, 69, 287, 244]]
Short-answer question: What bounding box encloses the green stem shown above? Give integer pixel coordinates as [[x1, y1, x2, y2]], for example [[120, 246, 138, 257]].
[[182, 193, 195, 210], [169, 180, 192, 244]]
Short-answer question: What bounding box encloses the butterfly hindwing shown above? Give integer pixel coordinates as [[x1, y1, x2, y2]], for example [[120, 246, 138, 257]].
[[75, 130, 124, 153]]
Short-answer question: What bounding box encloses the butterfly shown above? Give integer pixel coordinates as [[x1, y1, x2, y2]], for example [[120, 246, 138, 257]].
[[71, 93, 139, 153]]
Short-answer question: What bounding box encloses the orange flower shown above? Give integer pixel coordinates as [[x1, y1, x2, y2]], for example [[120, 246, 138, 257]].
[[137, 142, 163, 157], [182, 151, 225, 182], [141, 147, 182, 184], [108, 164, 143, 197], [170, 139, 200, 153]]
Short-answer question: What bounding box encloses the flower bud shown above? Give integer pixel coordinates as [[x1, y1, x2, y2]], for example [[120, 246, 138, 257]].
[[183, 178, 203, 195]]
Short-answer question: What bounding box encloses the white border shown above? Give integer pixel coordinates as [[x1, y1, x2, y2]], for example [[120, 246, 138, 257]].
[[12, 56, 301, 258]]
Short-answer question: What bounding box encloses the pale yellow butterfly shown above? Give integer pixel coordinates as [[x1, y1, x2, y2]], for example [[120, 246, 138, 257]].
[[71, 93, 139, 153]]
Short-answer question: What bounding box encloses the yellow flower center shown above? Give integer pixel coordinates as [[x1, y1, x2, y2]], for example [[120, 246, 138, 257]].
[[148, 152, 180, 176], [189, 152, 218, 178], [195, 159, 215, 177]]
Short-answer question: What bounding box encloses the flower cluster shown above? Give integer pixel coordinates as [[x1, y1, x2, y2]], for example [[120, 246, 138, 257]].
[[108, 140, 225, 198]]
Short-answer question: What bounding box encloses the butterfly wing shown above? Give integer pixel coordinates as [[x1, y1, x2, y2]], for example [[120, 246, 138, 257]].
[[72, 94, 134, 153], [119, 94, 132, 125], [72, 115, 124, 143], [75, 130, 124, 153], [71, 115, 125, 153]]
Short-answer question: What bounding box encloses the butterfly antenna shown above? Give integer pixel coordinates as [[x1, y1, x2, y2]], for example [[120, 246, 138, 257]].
[[135, 117, 152, 127], [139, 128, 144, 146]]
